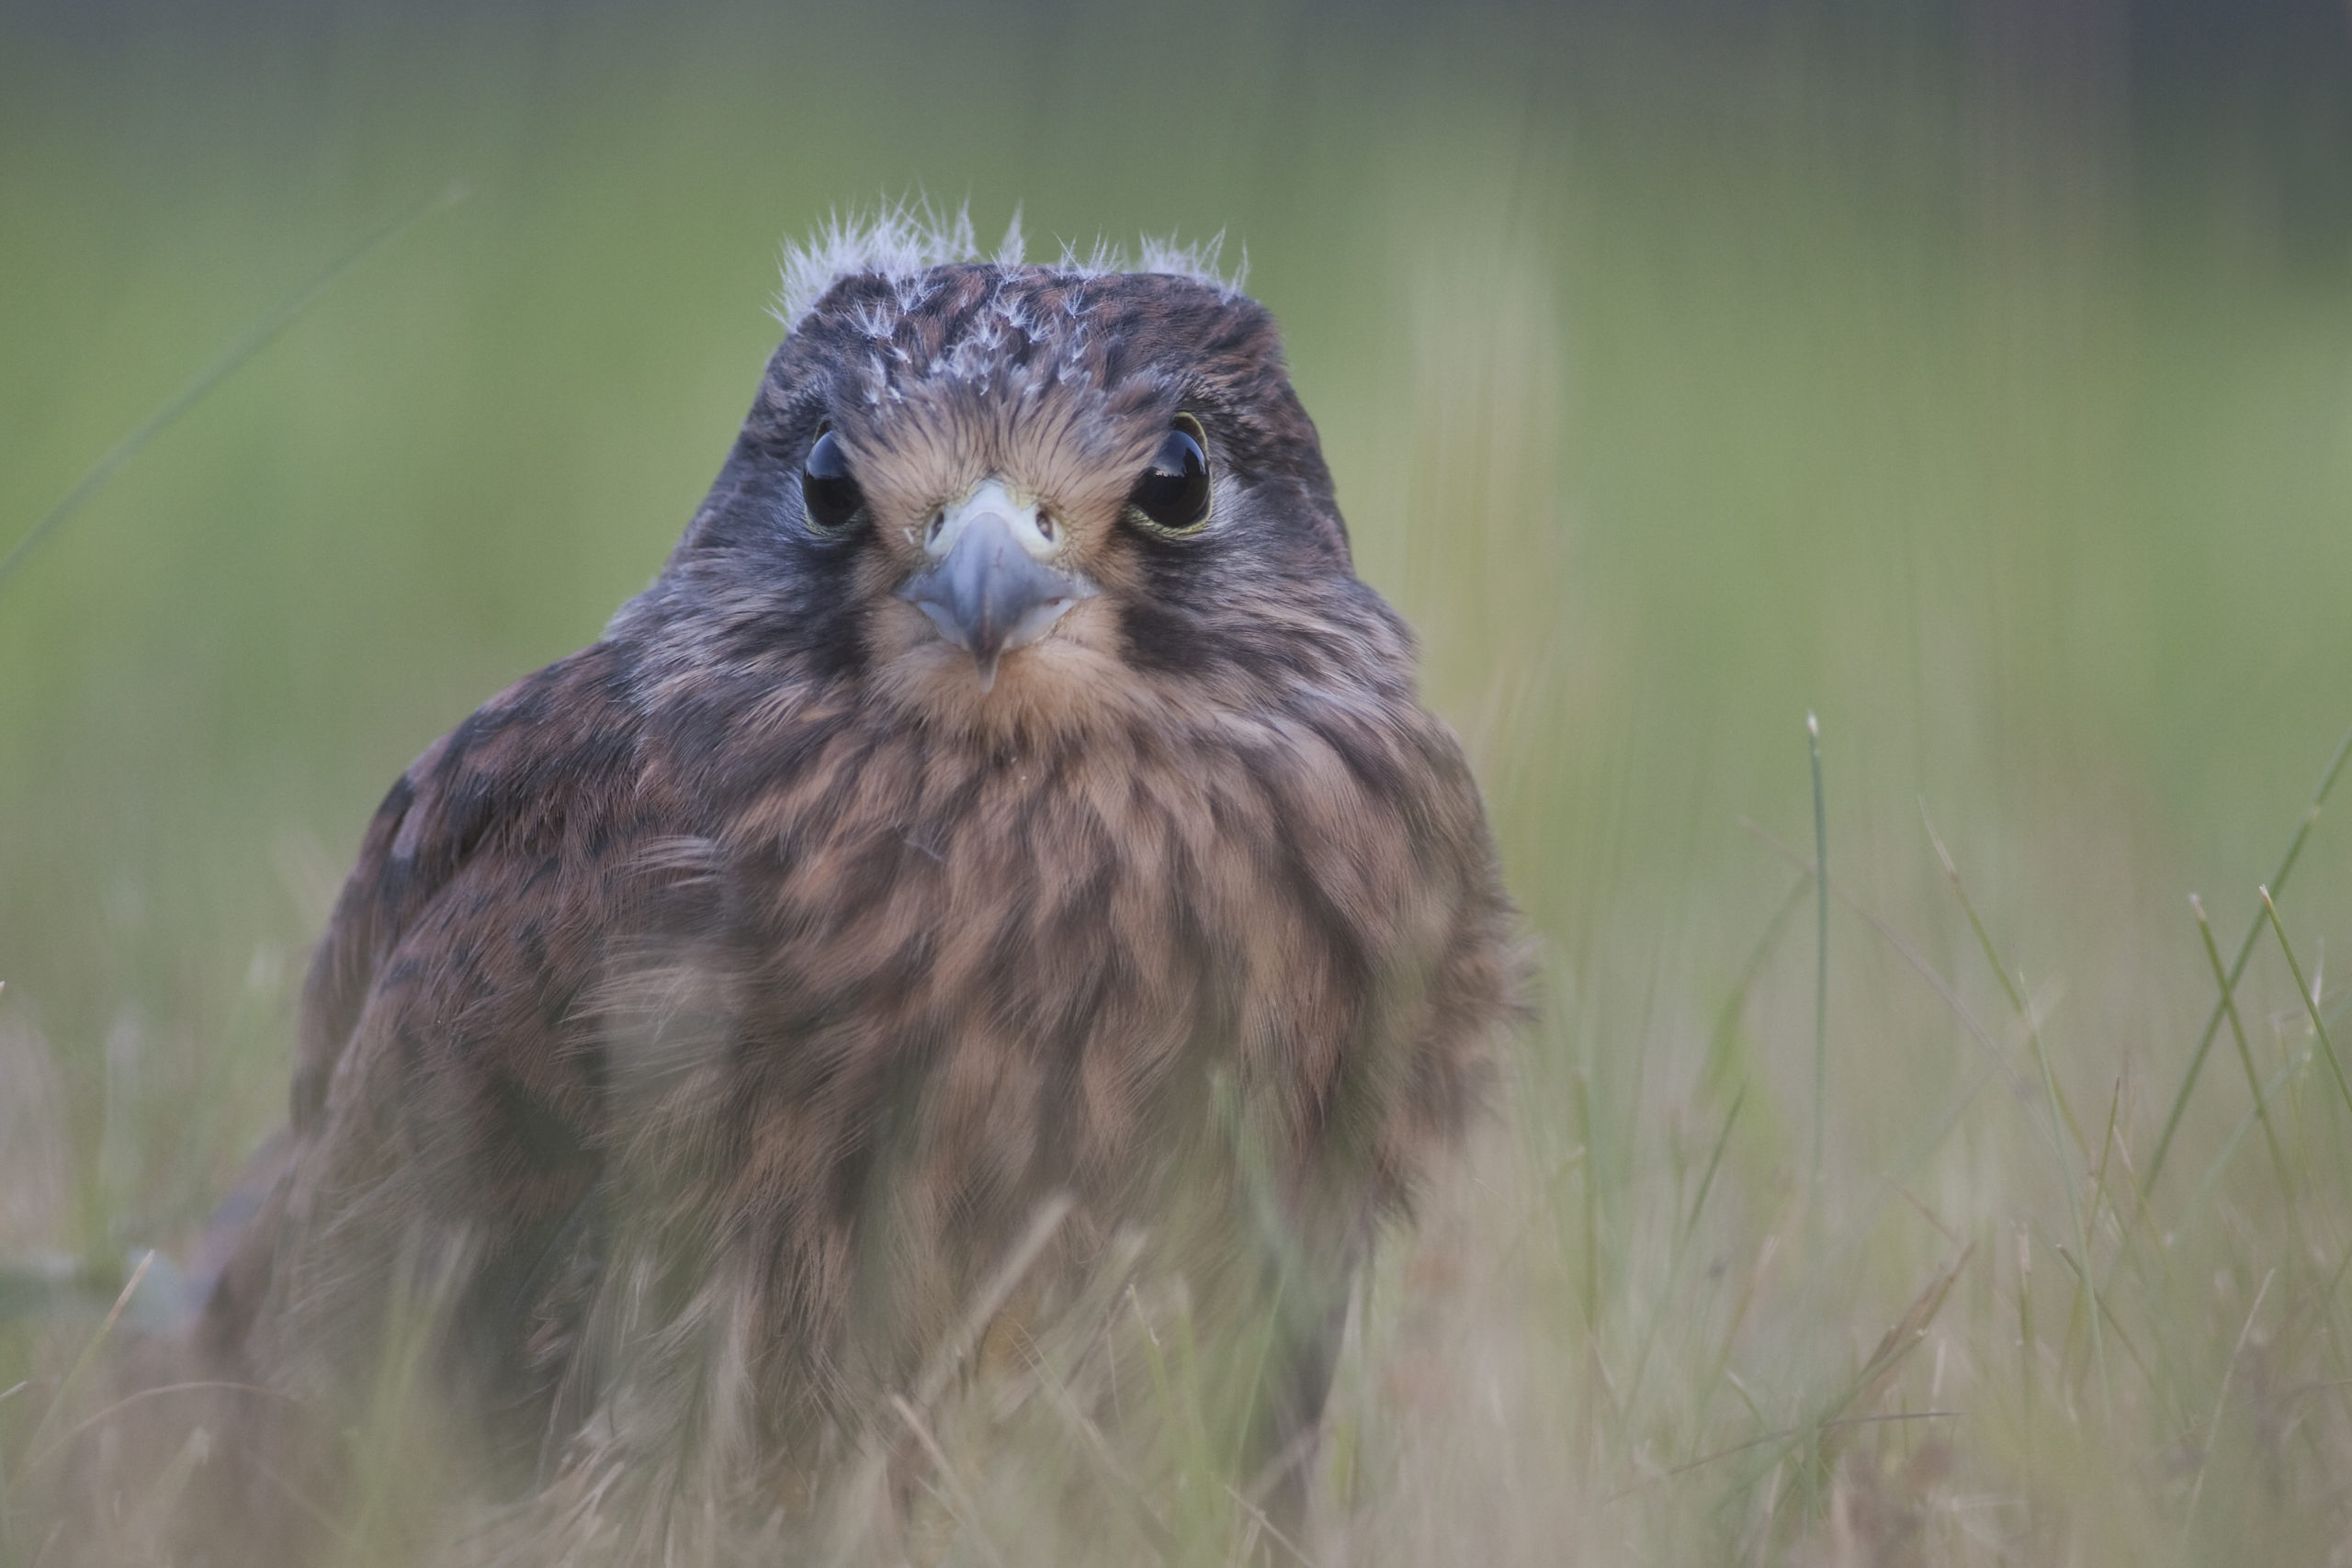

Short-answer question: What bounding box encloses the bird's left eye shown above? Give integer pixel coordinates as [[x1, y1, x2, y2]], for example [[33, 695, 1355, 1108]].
[[1125, 415, 1212, 536], [801, 429, 865, 532]]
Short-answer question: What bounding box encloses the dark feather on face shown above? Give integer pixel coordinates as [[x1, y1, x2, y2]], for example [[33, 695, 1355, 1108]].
[[154, 245, 1523, 1566]]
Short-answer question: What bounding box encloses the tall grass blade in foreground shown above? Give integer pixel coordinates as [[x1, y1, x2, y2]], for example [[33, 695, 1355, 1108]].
[[2257, 886, 2352, 1119], [1922, 806, 2110, 1416], [2188, 894, 2294, 1209], [2145, 719, 2352, 1192], [1806, 713, 1827, 1249]]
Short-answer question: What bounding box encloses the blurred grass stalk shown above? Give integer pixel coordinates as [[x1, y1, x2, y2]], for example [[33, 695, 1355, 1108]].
[[0, 182, 469, 597]]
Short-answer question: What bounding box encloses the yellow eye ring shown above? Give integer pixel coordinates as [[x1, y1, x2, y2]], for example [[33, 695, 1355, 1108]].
[[1125, 413, 1212, 536]]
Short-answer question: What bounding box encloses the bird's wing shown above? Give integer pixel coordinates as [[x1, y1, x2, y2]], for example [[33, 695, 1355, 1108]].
[[291, 641, 652, 1134], [202, 641, 662, 1367]]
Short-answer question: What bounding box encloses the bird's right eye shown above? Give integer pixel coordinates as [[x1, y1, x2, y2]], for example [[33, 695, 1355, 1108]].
[[801, 429, 865, 531], [1125, 414, 1213, 536]]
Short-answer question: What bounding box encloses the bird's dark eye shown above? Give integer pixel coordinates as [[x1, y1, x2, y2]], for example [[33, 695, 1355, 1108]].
[[1125, 414, 1212, 536], [801, 429, 865, 532]]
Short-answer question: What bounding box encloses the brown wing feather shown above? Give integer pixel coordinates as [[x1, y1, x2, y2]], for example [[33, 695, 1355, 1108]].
[[203, 643, 668, 1392]]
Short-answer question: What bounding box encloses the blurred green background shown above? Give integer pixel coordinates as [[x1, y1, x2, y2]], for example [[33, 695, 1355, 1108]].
[[6, 0, 2352, 1558]]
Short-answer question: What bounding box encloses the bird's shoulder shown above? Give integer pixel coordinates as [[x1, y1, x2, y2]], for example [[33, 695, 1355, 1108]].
[[289, 640, 661, 1132]]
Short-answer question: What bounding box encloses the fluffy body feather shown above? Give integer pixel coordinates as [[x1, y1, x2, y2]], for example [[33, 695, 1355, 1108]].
[[188, 238, 1520, 1561]]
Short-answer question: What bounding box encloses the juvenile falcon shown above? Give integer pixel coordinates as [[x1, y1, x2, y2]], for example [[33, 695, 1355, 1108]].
[[193, 214, 1521, 1562]]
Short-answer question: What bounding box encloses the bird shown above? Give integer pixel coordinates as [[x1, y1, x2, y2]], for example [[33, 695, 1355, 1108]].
[[180, 210, 1523, 1564]]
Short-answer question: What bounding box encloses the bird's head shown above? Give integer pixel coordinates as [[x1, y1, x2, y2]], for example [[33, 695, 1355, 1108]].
[[630, 227, 1410, 745]]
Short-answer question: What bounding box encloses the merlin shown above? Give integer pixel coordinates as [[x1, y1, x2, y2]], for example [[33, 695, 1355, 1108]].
[[183, 214, 1521, 1562]]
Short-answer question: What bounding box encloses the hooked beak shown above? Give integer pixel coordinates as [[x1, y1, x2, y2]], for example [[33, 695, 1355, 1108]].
[[898, 479, 1094, 691]]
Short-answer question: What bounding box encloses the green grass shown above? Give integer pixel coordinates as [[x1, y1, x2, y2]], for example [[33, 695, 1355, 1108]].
[[7, 6, 2352, 1562]]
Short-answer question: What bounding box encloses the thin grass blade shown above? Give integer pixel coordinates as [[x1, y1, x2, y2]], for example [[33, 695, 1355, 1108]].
[[2148, 719, 2352, 1192], [2192, 894, 2296, 1207], [2258, 886, 2352, 1120], [0, 182, 469, 595]]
